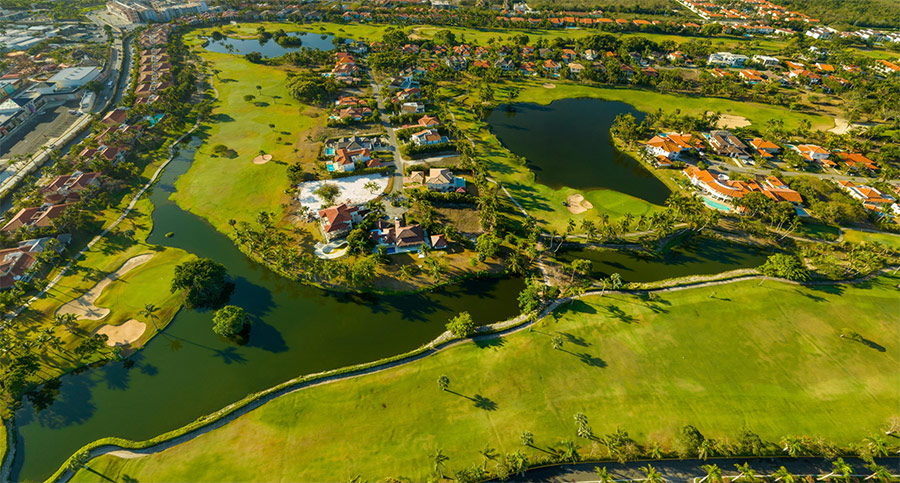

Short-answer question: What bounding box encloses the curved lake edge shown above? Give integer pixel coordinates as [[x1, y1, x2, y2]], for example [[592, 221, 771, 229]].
[[42, 266, 900, 483], [486, 97, 672, 204]]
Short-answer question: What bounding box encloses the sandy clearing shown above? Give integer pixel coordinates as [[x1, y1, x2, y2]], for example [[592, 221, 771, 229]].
[[828, 117, 871, 135], [709, 112, 751, 129], [252, 154, 273, 165], [96, 319, 147, 346], [297, 174, 388, 212], [566, 193, 593, 214], [57, 254, 155, 321], [542, 83, 556, 89]]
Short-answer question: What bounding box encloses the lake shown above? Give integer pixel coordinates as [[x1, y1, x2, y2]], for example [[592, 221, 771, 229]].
[[204, 32, 335, 58], [556, 236, 770, 283], [486, 98, 671, 205], [10, 138, 524, 482]]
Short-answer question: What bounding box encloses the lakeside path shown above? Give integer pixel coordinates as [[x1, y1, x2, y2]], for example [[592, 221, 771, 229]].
[[0, 74, 220, 483], [49, 266, 900, 483]]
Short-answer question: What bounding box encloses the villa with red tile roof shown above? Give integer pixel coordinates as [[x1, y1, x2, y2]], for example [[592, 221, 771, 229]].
[[749, 138, 780, 158], [836, 180, 895, 212], [318, 203, 364, 240], [329, 148, 371, 173], [793, 144, 833, 167], [2, 203, 73, 233], [401, 114, 440, 130], [684, 167, 802, 205], [369, 219, 428, 253], [835, 152, 878, 172], [41, 171, 100, 204]]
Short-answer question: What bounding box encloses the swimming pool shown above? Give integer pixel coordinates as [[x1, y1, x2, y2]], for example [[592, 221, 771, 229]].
[[702, 196, 732, 212]]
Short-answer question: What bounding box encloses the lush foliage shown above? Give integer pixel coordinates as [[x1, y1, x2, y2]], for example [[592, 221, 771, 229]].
[[171, 258, 234, 309]]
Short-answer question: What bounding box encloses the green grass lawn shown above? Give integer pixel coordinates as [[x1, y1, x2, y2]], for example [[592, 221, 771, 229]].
[[170, 44, 321, 234], [512, 81, 833, 131], [73, 275, 900, 482], [842, 228, 900, 249]]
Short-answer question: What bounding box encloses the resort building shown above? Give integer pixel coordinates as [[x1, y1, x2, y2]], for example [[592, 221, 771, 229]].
[[683, 167, 803, 205], [0, 235, 69, 290], [1, 203, 72, 233], [41, 171, 101, 204]]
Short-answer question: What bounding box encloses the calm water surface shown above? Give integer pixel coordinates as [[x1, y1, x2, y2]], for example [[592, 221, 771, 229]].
[[556, 237, 770, 283], [11, 138, 524, 481], [204, 32, 335, 58], [486, 98, 671, 204]]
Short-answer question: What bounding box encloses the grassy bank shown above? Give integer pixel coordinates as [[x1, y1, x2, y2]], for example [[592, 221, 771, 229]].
[[72, 275, 899, 481], [842, 229, 900, 249]]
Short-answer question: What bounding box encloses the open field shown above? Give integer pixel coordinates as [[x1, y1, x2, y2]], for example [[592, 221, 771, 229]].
[[171, 35, 323, 235], [842, 229, 900, 249], [72, 275, 899, 482], [511, 81, 834, 131]]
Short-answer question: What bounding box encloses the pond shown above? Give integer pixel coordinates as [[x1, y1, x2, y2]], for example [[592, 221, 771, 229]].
[[555, 236, 771, 283], [486, 98, 671, 205], [203, 32, 336, 58], [10, 138, 525, 482]]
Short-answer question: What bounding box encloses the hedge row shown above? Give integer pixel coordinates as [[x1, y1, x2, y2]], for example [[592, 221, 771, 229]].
[[400, 142, 456, 158], [328, 166, 393, 179], [408, 189, 476, 205]]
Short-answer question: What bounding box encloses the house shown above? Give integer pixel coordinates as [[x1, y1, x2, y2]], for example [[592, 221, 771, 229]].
[[329, 148, 371, 172], [684, 167, 802, 205], [752, 55, 780, 67], [793, 144, 830, 162], [318, 203, 364, 240], [707, 52, 749, 68], [1, 203, 72, 233], [542, 59, 561, 76], [369, 219, 428, 253], [331, 136, 378, 152], [494, 58, 515, 72], [426, 168, 465, 192], [0, 236, 68, 290], [874, 59, 900, 76], [748, 138, 780, 159], [835, 152, 878, 172], [410, 129, 447, 146], [645, 135, 687, 159], [101, 108, 128, 125], [836, 180, 896, 212], [404, 115, 440, 130], [41, 171, 100, 204], [568, 63, 585, 77], [401, 102, 425, 114], [335, 96, 362, 107], [395, 88, 420, 101], [430, 234, 448, 250], [707, 130, 750, 159], [739, 69, 765, 84], [583, 49, 598, 61], [519, 61, 537, 76], [330, 106, 373, 122], [560, 49, 577, 63]]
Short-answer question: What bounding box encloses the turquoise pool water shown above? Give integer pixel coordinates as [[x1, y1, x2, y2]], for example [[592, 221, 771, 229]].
[[702, 196, 732, 212]]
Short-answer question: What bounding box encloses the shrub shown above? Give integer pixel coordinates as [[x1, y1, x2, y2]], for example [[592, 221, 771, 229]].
[[212, 305, 249, 337], [446, 311, 476, 337]]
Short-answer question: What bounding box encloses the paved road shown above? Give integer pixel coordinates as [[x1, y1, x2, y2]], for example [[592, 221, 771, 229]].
[[503, 456, 900, 482], [368, 71, 409, 219]]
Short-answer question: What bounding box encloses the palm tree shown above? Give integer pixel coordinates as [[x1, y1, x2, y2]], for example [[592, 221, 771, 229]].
[[139, 303, 160, 330], [520, 431, 534, 447], [608, 273, 623, 292], [698, 438, 715, 461], [700, 464, 722, 483], [256, 85, 262, 96], [780, 436, 804, 457], [863, 435, 889, 458], [430, 448, 449, 479], [772, 466, 795, 483], [733, 462, 757, 482], [551, 335, 563, 350], [819, 458, 852, 481], [864, 463, 893, 481], [594, 466, 614, 483], [478, 445, 498, 471], [641, 464, 665, 483], [437, 375, 450, 391]]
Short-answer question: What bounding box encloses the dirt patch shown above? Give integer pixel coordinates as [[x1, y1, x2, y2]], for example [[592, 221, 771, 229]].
[[58, 254, 155, 321], [252, 154, 273, 165], [96, 319, 147, 346], [542, 83, 556, 89], [709, 111, 751, 129], [566, 193, 594, 214]]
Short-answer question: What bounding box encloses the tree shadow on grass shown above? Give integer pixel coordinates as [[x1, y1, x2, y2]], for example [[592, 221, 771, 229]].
[[604, 304, 635, 324], [474, 336, 505, 350]]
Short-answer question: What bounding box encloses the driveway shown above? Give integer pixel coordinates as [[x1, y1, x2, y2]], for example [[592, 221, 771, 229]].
[[368, 71, 409, 219]]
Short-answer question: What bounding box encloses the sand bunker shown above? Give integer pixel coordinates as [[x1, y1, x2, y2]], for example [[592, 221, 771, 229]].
[[709, 112, 751, 129], [96, 319, 147, 346], [566, 193, 594, 214], [542, 83, 556, 89], [252, 154, 273, 165], [57, 254, 154, 321]]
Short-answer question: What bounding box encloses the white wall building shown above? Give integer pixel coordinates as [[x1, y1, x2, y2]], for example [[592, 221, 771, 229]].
[[47, 67, 101, 90]]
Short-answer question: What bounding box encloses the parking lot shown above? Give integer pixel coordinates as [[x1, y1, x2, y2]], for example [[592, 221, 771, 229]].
[[0, 100, 81, 159]]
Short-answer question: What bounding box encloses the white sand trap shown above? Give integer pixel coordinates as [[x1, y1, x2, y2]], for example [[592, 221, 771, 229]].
[[58, 254, 155, 321], [297, 174, 388, 212], [709, 112, 751, 129], [542, 83, 556, 89], [96, 319, 146, 346], [252, 154, 273, 165], [566, 193, 593, 214]]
